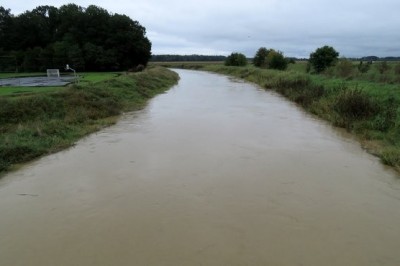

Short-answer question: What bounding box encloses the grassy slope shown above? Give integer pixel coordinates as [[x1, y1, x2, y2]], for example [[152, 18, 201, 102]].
[[158, 62, 400, 172], [0, 67, 179, 174]]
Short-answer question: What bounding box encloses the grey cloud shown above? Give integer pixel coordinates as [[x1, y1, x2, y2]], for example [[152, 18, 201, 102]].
[[3, 0, 400, 57]]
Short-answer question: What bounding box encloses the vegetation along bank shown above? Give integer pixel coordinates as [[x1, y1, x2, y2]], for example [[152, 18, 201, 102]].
[[157, 61, 400, 172], [0, 67, 179, 174]]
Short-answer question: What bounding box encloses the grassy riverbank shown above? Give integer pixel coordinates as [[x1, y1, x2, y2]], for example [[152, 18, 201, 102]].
[[158, 62, 400, 171], [0, 67, 179, 174]]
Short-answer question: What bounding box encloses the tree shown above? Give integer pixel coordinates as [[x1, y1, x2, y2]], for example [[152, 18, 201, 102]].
[[225, 52, 247, 66], [0, 7, 13, 50], [309, 45, 339, 73], [266, 50, 288, 70], [253, 47, 270, 67], [253, 47, 288, 70], [22, 47, 42, 71], [0, 4, 152, 71], [67, 44, 85, 70]]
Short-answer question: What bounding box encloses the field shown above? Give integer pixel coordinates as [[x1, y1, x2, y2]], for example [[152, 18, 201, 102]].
[[0, 72, 121, 96]]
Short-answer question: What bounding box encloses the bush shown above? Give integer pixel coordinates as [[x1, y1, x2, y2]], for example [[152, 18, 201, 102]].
[[336, 58, 354, 78], [266, 50, 288, 70], [381, 147, 400, 167], [393, 63, 400, 75], [309, 45, 339, 73], [253, 48, 288, 70], [377, 61, 390, 74], [334, 89, 378, 120], [358, 61, 371, 73], [225, 52, 247, 66], [253, 47, 270, 67]]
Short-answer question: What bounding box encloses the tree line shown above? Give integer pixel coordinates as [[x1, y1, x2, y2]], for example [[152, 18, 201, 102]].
[[225, 48, 293, 70], [150, 54, 226, 62], [0, 4, 151, 72]]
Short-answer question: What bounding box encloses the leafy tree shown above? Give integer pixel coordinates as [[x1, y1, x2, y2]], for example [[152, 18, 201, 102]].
[[22, 47, 42, 71], [225, 52, 247, 66], [309, 45, 339, 73], [266, 50, 288, 70], [52, 41, 69, 68], [0, 4, 151, 71], [67, 44, 85, 70], [0, 7, 13, 50], [253, 47, 288, 70], [253, 47, 270, 67]]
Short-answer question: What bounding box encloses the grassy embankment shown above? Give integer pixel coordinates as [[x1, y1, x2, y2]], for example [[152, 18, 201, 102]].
[[155, 61, 400, 171], [0, 67, 179, 174]]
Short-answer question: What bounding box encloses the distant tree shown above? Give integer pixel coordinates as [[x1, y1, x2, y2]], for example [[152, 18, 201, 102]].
[[361, 56, 378, 62], [253, 47, 270, 67], [225, 52, 247, 66], [309, 45, 339, 73], [150, 54, 226, 62], [266, 50, 288, 70]]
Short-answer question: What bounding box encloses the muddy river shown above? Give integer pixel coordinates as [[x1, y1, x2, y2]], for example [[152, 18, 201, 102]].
[[1, 69, 400, 265]]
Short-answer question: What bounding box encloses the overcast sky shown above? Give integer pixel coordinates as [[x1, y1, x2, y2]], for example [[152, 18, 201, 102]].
[[2, 0, 400, 58]]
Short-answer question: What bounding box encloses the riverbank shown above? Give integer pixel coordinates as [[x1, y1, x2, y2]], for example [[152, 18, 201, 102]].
[[0, 67, 179, 174], [158, 62, 400, 171]]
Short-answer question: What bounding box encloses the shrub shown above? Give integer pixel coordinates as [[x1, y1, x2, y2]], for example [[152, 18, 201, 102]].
[[358, 61, 371, 73], [225, 52, 247, 66], [266, 50, 288, 70], [334, 89, 378, 120], [381, 147, 400, 167], [309, 45, 339, 73], [394, 63, 400, 76], [336, 58, 354, 78], [372, 96, 397, 131], [377, 61, 390, 74], [253, 47, 270, 67]]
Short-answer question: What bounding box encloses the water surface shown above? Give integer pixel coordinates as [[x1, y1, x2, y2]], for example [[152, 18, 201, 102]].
[[1, 69, 400, 265]]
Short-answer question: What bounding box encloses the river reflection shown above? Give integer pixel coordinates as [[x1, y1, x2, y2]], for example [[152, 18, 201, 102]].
[[1, 69, 400, 265]]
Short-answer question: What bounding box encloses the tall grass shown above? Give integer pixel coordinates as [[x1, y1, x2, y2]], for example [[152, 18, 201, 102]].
[[0, 67, 179, 173]]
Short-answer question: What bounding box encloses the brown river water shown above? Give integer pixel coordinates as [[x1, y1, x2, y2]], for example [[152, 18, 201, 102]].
[[1, 69, 400, 265]]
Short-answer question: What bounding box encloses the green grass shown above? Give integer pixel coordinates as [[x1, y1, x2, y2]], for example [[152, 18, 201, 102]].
[[78, 72, 121, 83], [0, 86, 63, 96], [0, 72, 122, 96], [0, 67, 179, 174]]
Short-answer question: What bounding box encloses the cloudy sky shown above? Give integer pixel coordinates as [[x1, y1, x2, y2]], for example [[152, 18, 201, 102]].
[[2, 0, 400, 58]]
